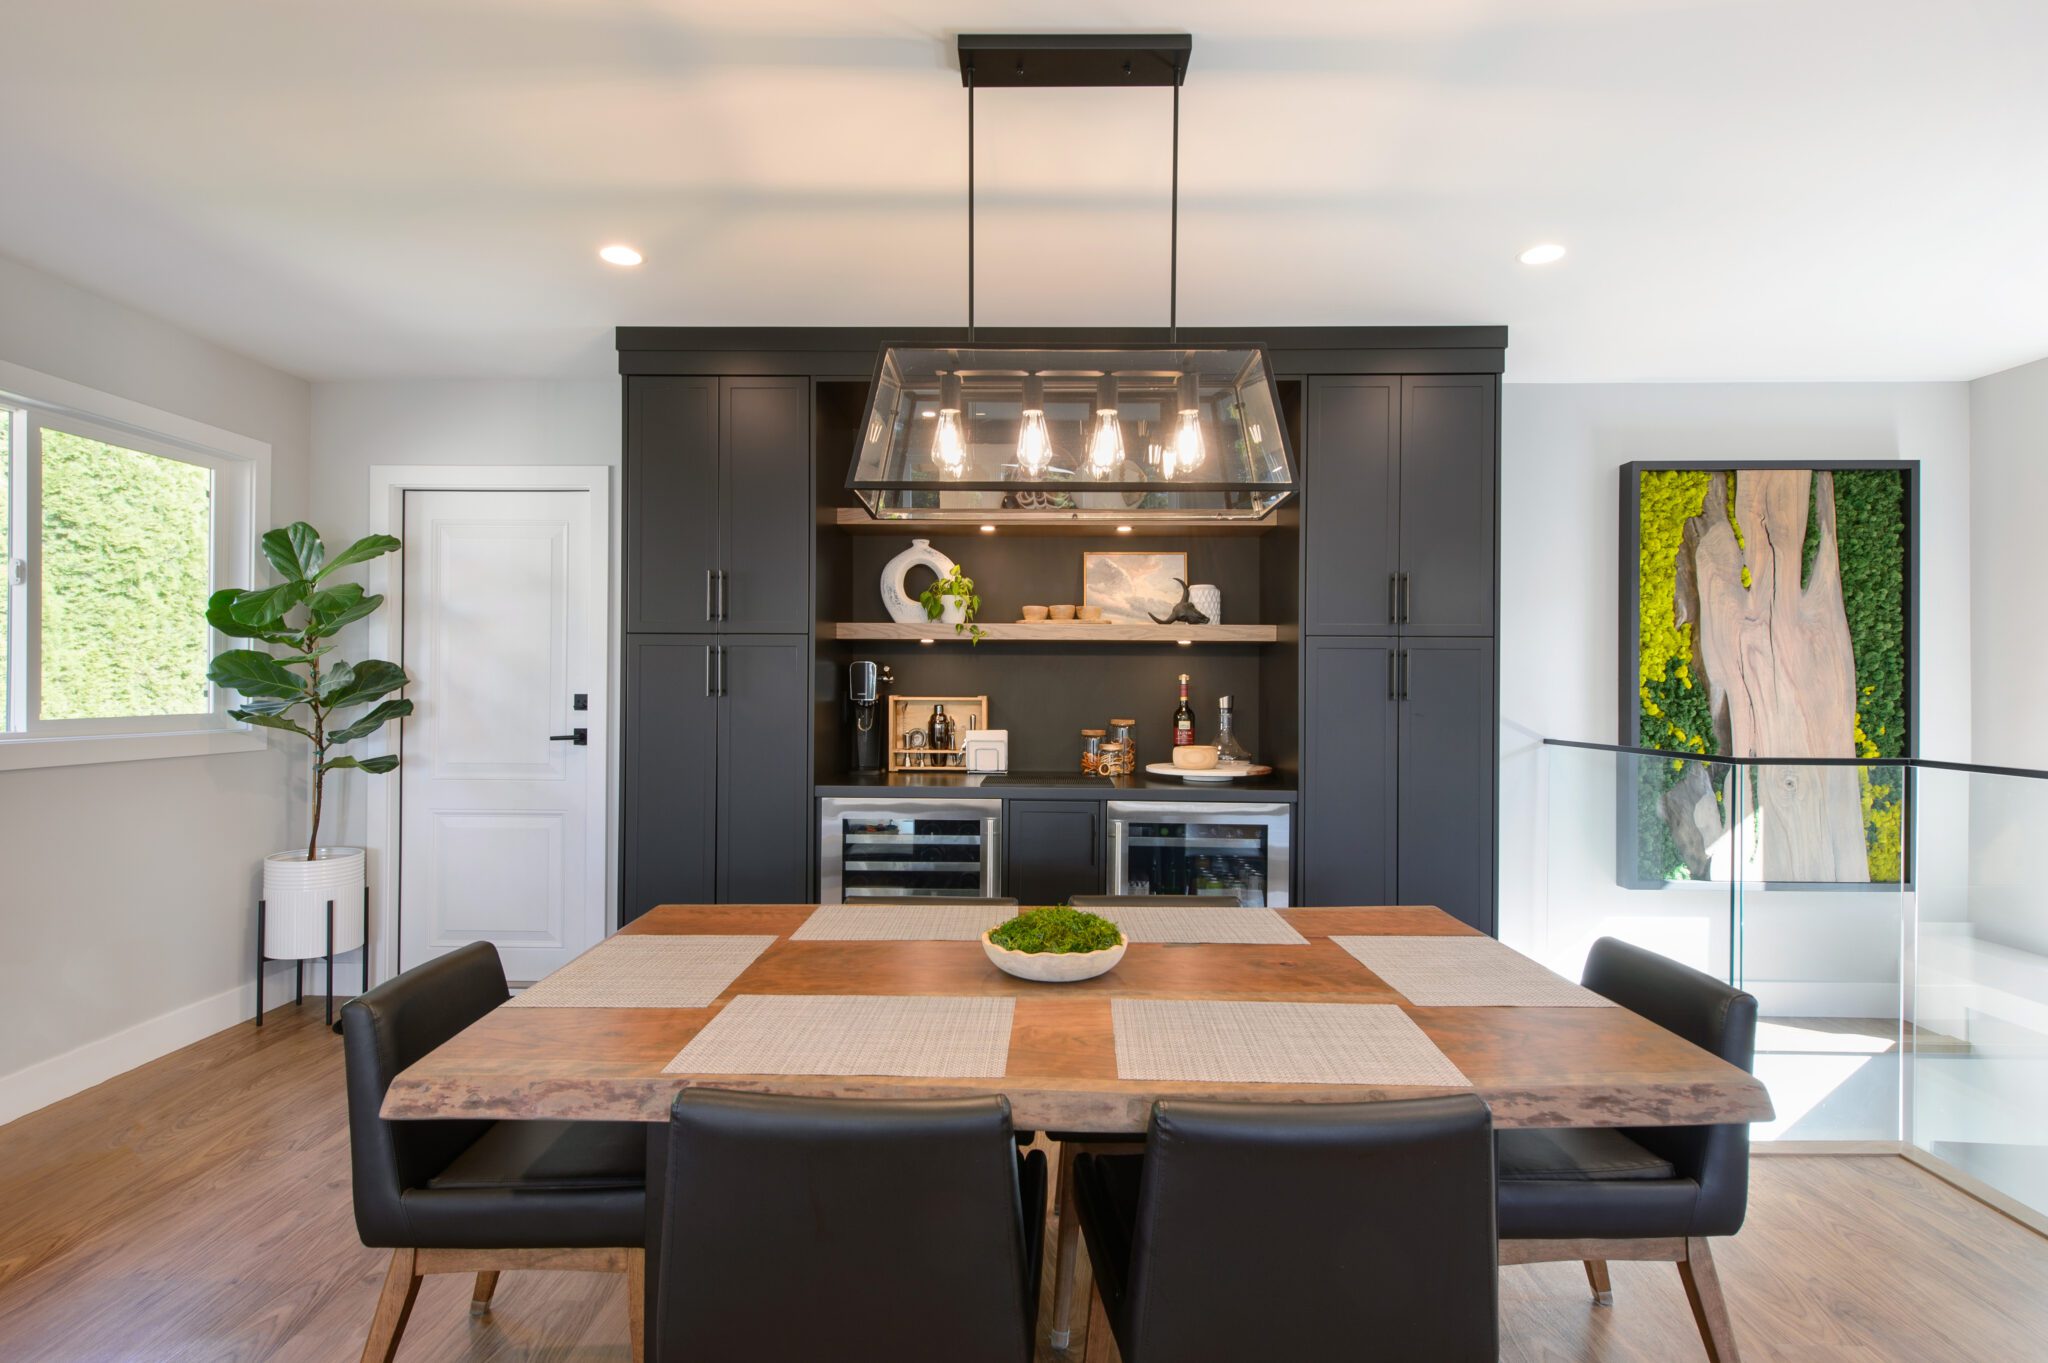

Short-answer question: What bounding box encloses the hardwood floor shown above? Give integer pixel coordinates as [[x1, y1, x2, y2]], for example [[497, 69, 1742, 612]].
[[2, 1003, 2046, 1362]]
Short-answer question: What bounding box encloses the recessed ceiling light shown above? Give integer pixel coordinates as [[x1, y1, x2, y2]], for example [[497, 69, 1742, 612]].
[[1518, 242, 1566, 266], [598, 244, 643, 267]]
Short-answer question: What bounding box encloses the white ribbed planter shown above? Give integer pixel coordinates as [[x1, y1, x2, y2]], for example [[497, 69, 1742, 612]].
[[263, 848, 367, 959]]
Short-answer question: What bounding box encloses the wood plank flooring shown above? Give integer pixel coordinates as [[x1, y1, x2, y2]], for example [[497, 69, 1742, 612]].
[[2, 1001, 2045, 1361]]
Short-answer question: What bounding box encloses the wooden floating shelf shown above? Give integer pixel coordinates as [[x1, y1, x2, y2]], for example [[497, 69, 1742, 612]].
[[828, 621, 1279, 644], [830, 508, 1283, 537]]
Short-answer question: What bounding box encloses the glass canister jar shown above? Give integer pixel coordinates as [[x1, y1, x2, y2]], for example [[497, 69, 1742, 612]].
[[1080, 729, 1107, 773], [1098, 739, 1132, 776], [1109, 718, 1137, 766]]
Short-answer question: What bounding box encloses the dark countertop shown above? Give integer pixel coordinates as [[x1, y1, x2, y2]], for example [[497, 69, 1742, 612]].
[[814, 769, 1297, 802]]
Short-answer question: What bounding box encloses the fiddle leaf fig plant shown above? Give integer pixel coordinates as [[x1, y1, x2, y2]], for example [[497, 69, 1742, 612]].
[[206, 522, 409, 864], [919, 563, 986, 644]]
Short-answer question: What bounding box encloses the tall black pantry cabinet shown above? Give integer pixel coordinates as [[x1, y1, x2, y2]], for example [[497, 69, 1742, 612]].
[[1298, 374, 1499, 931], [621, 376, 812, 922]]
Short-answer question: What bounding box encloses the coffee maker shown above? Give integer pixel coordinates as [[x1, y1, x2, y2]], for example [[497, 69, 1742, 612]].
[[848, 660, 889, 772]]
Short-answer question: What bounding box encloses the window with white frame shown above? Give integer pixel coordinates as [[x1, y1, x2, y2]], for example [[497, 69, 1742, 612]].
[[1, 397, 256, 743]]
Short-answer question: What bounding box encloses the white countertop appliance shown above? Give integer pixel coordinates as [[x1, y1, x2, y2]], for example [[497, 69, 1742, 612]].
[[960, 729, 1009, 773]]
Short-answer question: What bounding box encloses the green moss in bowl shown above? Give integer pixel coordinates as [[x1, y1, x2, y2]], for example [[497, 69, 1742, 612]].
[[987, 907, 1123, 954]]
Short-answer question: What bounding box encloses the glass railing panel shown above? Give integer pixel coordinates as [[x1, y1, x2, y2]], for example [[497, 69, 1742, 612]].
[[1911, 765, 2048, 1215], [1528, 745, 1738, 986], [1731, 762, 1909, 1142]]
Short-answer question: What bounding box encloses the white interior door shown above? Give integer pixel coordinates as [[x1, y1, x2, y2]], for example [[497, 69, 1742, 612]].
[[399, 488, 603, 980]]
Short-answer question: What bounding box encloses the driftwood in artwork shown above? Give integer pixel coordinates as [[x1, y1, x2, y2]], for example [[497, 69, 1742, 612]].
[[1691, 470, 1869, 882]]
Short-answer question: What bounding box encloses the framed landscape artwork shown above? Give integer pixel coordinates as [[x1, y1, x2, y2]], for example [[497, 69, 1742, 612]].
[[1618, 461, 1916, 889], [1082, 551, 1189, 623]]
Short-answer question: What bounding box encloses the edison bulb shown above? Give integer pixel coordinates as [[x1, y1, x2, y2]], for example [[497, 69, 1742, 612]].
[[1087, 409, 1124, 479], [1173, 407, 1205, 474], [1015, 408, 1054, 477], [933, 409, 967, 476]]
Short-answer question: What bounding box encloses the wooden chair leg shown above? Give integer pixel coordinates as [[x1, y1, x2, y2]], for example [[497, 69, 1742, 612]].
[[1676, 1237, 1742, 1362], [360, 1248, 422, 1363], [469, 1269, 500, 1316], [1583, 1258, 1613, 1306], [1049, 1142, 1086, 1348], [625, 1248, 646, 1363]]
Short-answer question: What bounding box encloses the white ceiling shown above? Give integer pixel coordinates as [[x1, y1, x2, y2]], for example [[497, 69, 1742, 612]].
[[2, 0, 2044, 382]]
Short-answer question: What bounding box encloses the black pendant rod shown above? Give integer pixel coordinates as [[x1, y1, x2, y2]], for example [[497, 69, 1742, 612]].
[[966, 65, 976, 339], [1170, 66, 1181, 342]]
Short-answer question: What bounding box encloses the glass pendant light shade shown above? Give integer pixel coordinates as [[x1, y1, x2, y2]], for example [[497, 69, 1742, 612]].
[[1014, 374, 1054, 477], [848, 344, 1295, 522]]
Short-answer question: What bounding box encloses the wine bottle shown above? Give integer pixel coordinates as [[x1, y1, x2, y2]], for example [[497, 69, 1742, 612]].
[[1174, 673, 1195, 747]]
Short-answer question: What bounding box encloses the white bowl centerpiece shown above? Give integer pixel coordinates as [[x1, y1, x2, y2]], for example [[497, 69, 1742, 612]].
[[981, 907, 1126, 983]]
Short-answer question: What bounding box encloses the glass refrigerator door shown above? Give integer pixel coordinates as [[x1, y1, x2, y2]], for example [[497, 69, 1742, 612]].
[[1121, 819, 1273, 906], [837, 814, 989, 899]]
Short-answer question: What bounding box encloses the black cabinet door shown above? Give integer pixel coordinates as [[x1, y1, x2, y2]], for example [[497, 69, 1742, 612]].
[[715, 635, 812, 903], [622, 636, 719, 922], [1300, 638, 1398, 906], [1304, 376, 1400, 635], [719, 377, 812, 634], [627, 377, 721, 633], [1397, 637, 1496, 932], [1005, 800, 1103, 905], [1397, 375, 1497, 636]]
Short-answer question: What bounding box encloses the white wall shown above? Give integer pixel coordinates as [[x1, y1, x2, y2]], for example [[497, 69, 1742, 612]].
[[1497, 382, 1973, 1015], [0, 252, 311, 1123], [306, 379, 620, 986]]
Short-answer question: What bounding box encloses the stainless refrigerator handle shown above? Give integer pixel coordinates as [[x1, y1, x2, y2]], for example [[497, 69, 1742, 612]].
[[981, 816, 1003, 898], [1109, 820, 1129, 892]]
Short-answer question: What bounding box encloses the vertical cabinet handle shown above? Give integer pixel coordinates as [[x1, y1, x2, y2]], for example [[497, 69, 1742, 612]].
[[705, 644, 715, 697], [715, 644, 727, 697], [705, 568, 717, 622], [1387, 650, 1397, 700], [715, 570, 729, 622], [1388, 573, 1399, 625], [1400, 572, 1412, 624], [1398, 649, 1411, 701]]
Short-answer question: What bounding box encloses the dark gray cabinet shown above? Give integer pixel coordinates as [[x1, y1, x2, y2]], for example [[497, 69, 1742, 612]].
[[1397, 375, 1497, 636], [1301, 639, 1397, 906], [1005, 800, 1104, 904], [1396, 638, 1495, 931], [626, 375, 811, 635], [1303, 373, 1496, 637], [622, 634, 810, 921], [1304, 377, 1399, 634]]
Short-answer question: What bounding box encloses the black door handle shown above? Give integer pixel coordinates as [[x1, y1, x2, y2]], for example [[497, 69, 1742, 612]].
[[1400, 572, 1412, 624], [549, 729, 588, 746], [1388, 573, 1399, 624]]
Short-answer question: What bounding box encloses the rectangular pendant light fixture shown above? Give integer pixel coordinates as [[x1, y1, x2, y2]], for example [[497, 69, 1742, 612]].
[[845, 34, 1297, 523]]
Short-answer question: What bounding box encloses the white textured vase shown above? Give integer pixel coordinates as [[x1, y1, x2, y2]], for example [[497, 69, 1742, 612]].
[[1190, 583, 1222, 624], [879, 538, 957, 624], [263, 847, 367, 959]]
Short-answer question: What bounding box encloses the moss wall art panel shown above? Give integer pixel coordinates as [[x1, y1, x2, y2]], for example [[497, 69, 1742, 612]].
[[1618, 462, 1914, 888]]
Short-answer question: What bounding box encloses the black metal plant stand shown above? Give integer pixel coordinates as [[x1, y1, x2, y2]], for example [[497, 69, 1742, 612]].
[[255, 886, 371, 1028]]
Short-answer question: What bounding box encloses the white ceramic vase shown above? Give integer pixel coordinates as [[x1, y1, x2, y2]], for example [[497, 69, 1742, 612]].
[[1190, 583, 1222, 624], [880, 538, 957, 624], [941, 599, 968, 626], [263, 847, 367, 959]]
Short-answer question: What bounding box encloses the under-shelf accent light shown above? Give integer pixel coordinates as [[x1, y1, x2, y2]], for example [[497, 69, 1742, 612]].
[[1015, 374, 1055, 477], [932, 371, 968, 477], [1087, 376, 1124, 479]]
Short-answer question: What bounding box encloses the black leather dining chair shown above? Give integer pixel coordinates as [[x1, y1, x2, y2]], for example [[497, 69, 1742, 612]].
[[1071, 1095, 1498, 1363], [1495, 936, 1759, 1362], [655, 1089, 1047, 1363], [341, 941, 648, 1363]]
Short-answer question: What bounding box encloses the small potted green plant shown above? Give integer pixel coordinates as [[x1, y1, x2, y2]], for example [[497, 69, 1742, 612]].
[[919, 563, 985, 643], [981, 907, 1126, 982]]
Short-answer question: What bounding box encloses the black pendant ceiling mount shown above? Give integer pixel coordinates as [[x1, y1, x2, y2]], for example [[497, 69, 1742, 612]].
[[845, 33, 1297, 524]]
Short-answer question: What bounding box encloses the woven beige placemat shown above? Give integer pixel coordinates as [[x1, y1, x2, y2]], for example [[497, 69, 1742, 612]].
[[664, 995, 1016, 1078], [1331, 936, 1616, 1008], [1112, 999, 1470, 1086], [1099, 905, 1308, 946], [791, 903, 1013, 942], [507, 935, 776, 1009]]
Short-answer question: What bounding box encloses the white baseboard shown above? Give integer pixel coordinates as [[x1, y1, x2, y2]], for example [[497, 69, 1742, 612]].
[[0, 961, 301, 1128]]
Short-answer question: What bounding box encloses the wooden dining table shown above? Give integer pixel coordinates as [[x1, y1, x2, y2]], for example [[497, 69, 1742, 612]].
[[384, 903, 1773, 1355]]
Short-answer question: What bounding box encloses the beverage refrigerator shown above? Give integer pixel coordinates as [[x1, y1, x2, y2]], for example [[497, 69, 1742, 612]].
[[1105, 802, 1292, 907]]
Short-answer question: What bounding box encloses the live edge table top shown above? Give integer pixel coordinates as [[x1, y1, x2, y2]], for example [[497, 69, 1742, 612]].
[[382, 905, 1773, 1134]]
